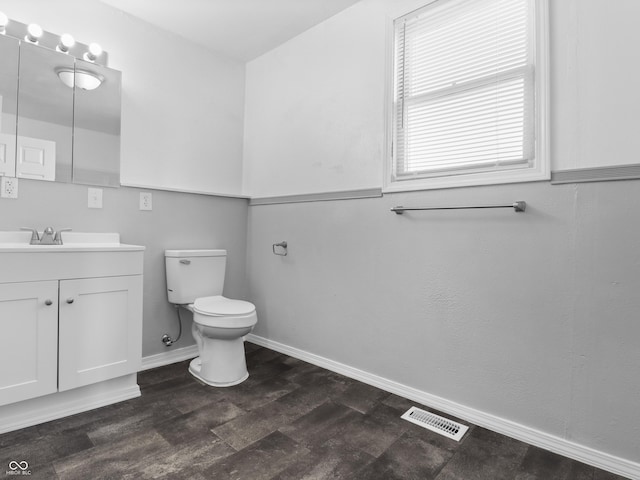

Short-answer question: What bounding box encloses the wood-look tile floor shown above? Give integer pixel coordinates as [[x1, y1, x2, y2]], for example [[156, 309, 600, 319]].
[[0, 344, 630, 480]]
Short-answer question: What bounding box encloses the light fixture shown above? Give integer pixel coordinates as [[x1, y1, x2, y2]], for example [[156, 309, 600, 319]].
[[56, 68, 104, 91], [0, 11, 8, 34], [57, 33, 75, 53], [25, 23, 43, 43], [0, 14, 109, 66], [83, 42, 102, 62]]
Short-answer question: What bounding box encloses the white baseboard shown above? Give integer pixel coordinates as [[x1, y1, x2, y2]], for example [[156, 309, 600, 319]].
[[0, 376, 140, 435], [140, 345, 199, 371], [246, 333, 640, 480]]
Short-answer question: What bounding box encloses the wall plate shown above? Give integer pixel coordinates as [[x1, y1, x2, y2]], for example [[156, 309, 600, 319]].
[[88, 188, 103, 209], [1, 177, 19, 199], [139, 192, 152, 211]]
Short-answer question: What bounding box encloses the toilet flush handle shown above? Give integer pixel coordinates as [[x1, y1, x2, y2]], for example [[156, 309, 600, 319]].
[[179, 259, 191, 265]]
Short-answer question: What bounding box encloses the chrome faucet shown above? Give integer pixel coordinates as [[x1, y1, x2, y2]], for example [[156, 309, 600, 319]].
[[39, 227, 56, 245], [54, 229, 72, 245], [20, 227, 40, 245], [20, 227, 72, 245]]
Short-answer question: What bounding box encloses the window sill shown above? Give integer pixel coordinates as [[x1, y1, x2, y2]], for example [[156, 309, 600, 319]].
[[383, 168, 550, 193]]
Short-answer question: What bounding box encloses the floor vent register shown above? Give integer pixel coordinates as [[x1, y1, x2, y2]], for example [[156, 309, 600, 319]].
[[401, 406, 469, 441]]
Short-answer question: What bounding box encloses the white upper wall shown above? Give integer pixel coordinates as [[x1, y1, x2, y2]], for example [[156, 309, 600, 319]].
[[0, 0, 246, 196], [243, 0, 640, 197], [243, 0, 388, 197], [4, 0, 639, 197], [552, 0, 640, 170]]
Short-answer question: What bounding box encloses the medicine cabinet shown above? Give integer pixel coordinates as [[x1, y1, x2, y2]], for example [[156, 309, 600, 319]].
[[0, 34, 121, 187]]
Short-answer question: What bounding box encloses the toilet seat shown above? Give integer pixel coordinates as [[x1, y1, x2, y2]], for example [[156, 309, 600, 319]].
[[192, 295, 257, 328], [194, 295, 255, 316]]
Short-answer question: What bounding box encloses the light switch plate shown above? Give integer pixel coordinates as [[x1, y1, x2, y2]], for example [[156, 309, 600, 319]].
[[139, 192, 152, 211], [88, 187, 103, 209], [1, 177, 18, 199]]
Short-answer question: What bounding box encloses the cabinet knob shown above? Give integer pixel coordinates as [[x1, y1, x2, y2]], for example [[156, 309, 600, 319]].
[[66, 298, 74, 304], [45, 299, 53, 306]]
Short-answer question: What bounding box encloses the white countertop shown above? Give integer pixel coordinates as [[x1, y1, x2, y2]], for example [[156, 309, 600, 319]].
[[0, 231, 145, 253]]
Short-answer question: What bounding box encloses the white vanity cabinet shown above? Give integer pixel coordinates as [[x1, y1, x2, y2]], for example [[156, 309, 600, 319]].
[[58, 275, 143, 391], [0, 234, 145, 428], [0, 281, 59, 406]]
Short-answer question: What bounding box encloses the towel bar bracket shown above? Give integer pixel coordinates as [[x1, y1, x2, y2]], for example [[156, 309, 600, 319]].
[[273, 241, 288, 256]]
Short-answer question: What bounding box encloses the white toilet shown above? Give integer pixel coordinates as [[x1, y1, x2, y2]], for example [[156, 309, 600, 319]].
[[165, 249, 257, 387]]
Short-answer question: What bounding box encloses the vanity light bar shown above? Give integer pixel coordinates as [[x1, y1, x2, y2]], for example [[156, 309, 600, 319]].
[[0, 12, 109, 67]]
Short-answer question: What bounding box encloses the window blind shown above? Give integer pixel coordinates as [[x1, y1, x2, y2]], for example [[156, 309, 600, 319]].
[[393, 0, 535, 181]]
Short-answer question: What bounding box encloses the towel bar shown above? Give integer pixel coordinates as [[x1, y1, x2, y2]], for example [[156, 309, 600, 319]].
[[390, 201, 526, 214]]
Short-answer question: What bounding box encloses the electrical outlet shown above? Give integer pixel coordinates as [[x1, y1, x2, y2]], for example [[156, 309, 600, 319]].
[[88, 187, 103, 209], [1, 176, 18, 199], [139, 192, 152, 211]]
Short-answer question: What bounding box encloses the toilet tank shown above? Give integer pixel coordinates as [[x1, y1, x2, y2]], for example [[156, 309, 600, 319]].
[[165, 249, 227, 304]]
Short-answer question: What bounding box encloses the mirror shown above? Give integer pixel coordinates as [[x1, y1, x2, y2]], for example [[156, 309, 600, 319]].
[[0, 38, 121, 187], [73, 59, 121, 187], [17, 42, 74, 182], [0, 35, 19, 177]]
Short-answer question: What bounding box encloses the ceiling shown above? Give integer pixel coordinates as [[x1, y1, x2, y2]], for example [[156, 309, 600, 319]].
[[98, 0, 361, 62]]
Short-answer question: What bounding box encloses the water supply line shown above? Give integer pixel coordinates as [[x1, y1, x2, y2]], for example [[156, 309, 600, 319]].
[[162, 304, 183, 347]]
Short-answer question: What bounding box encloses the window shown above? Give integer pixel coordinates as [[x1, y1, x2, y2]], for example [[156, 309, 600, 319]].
[[387, 0, 548, 191]]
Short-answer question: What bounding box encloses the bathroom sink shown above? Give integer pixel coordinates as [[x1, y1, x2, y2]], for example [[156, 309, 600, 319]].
[[0, 231, 144, 252], [0, 231, 32, 245], [0, 231, 145, 284]]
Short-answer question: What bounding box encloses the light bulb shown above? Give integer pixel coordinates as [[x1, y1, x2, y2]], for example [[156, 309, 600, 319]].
[[56, 33, 75, 53], [83, 42, 102, 62], [0, 12, 8, 34], [57, 33, 75, 52], [26, 23, 43, 43]]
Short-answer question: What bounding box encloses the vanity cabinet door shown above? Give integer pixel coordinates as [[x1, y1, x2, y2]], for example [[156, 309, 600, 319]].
[[0, 281, 58, 406], [58, 275, 143, 392]]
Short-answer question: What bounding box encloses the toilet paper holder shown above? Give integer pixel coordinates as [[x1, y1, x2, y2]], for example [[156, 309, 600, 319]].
[[272, 241, 288, 256]]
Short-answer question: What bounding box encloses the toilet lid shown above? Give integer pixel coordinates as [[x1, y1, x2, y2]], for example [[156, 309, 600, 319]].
[[193, 296, 255, 316]]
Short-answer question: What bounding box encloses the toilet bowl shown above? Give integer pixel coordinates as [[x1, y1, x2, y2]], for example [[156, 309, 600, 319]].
[[165, 249, 258, 387], [187, 296, 257, 386]]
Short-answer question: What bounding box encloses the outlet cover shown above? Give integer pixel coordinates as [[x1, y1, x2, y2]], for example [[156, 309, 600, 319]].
[[1, 176, 18, 199], [88, 187, 103, 209], [139, 192, 152, 211]]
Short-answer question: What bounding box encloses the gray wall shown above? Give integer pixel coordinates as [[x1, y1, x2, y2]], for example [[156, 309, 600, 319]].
[[0, 179, 249, 357], [247, 179, 640, 463]]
